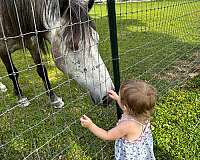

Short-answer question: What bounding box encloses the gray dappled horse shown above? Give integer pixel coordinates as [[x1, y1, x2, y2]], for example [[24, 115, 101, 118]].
[[0, 0, 114, 108]]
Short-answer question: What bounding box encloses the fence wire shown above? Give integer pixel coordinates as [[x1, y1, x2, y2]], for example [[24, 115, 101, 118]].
[[0, 0, 200, 160]]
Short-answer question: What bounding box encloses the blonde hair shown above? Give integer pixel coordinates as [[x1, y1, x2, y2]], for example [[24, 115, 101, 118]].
[[120, 80, 157, 119]]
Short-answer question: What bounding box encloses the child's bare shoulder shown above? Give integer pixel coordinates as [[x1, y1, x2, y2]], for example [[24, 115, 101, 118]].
[[118, 120, 143, 140], [118, 120, 141, 130]]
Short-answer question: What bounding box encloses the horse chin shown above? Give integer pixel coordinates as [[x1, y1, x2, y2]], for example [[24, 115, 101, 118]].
[[89, 93, 97, 104], [89, 92, 113, 106], [102, 95, 113, 106]]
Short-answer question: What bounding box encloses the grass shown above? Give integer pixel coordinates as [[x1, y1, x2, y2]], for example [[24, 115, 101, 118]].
[[154, 80, 200, 159], [0, 0, 200, 159]]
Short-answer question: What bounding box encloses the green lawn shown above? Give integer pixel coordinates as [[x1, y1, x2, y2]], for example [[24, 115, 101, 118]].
[[0, 1, 200, 159]]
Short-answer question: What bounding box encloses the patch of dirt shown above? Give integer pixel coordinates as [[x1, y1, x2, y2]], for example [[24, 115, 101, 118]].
[[153, 52, 200, 82]]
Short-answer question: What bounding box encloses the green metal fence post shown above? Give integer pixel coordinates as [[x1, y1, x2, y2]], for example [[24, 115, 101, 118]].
[[107, 0, 122, 119]]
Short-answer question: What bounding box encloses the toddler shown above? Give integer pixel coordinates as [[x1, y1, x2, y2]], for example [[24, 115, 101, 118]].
[[80, 80, 157, 160]]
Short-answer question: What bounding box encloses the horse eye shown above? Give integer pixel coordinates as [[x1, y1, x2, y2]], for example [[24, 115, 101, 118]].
[[96, 64, 100, 68], [83, 68, 87, 73]]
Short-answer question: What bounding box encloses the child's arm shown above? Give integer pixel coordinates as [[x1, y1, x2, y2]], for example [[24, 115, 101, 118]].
[[80, 115, 127, 141]]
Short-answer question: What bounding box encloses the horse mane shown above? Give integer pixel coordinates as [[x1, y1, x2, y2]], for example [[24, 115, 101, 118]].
[[60, 0, 96, 51], [0, 0, 45, 37], [0, 0, 95, 51]]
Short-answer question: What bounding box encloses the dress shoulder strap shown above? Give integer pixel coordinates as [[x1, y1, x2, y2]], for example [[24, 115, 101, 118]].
[[128, 118, 146, 126], [118, 117, 147, 127]]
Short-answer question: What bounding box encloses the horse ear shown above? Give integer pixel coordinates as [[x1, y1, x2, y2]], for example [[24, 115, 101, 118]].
[[87, 0, 95, 12], [59, 0, 69, 16]]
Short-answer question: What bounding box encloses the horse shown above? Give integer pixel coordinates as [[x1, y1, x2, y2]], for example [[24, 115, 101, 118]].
[[0, 0, 114, 108]]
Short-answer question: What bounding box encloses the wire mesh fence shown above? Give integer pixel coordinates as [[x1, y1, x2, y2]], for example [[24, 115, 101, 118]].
[[0, 0, 199, 159]]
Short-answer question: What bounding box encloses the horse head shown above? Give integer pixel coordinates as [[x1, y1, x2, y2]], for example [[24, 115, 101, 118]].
[[46, 0, 114, 105]]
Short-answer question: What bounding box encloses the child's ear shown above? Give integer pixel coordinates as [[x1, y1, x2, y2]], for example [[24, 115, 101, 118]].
[[123, 105, 128, 112], [124, 105, 128, 111], [121, 105, 128, 111]]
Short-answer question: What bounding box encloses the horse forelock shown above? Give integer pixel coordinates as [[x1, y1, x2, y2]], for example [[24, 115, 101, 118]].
[[58, 0, 96, 51]]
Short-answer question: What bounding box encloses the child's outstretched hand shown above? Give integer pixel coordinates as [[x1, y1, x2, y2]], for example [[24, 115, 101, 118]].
[[108, 90, 119, 101], [80, 115, 93, 128]]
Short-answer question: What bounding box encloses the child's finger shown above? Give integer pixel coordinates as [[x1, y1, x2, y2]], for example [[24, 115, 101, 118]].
[[83, 115, 91, 121], [81, 117, 89, 123], [80, 118, 86, 123], [80, 121, 85, 127], [82, 115, 87, 119], [108, 93, 115, 99], [80, 115, 86, 121], [108, 90, 118, 97], [80, 117, 86, 122], [108, 90, 114, 95]]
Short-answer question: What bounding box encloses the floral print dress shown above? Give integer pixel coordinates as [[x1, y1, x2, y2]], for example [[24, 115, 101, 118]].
[[115, 115, 155, 160]]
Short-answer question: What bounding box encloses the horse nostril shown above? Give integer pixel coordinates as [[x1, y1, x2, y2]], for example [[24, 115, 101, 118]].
[[102, 95, 112, 106]]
